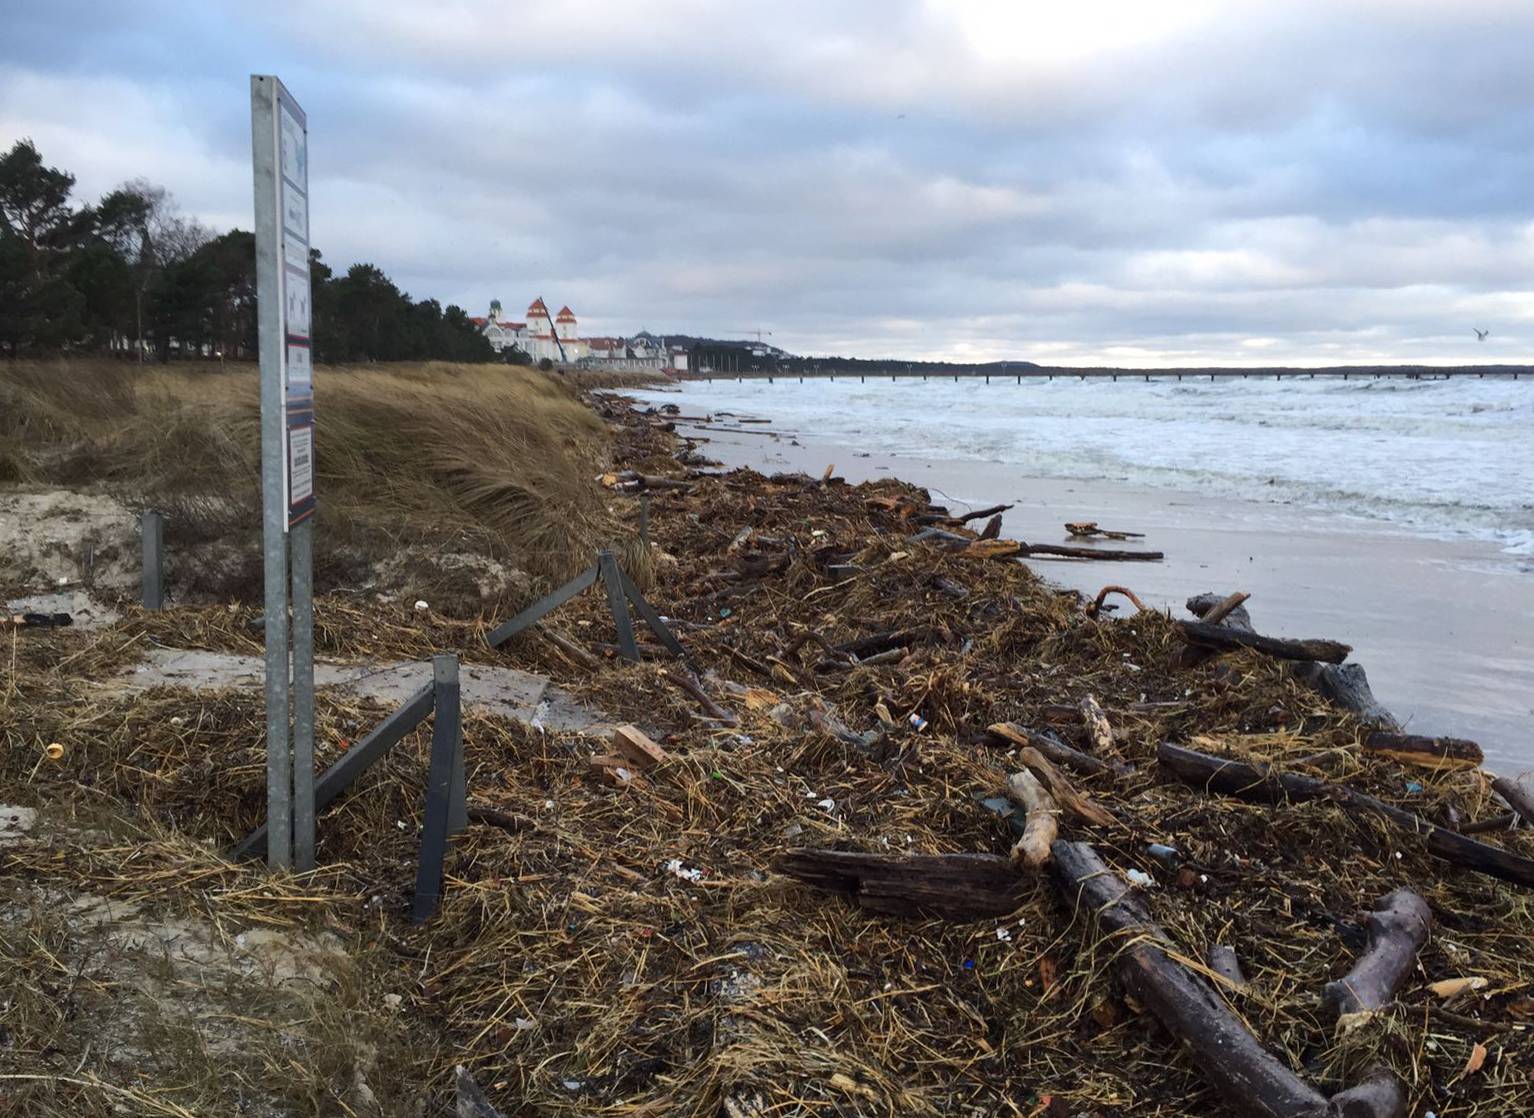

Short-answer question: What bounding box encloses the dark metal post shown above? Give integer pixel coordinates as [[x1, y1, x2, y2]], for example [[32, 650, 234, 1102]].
[[140, 509, 164, 610], [413, 655, 461, 923], [598, 549, 639, 661]]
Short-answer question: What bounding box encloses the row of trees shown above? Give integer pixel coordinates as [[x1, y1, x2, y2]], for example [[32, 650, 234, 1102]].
[[0, 139, 494, 363]]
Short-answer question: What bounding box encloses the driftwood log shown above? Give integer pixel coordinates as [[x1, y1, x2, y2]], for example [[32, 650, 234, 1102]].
[[1052, 841, 1404, 1118], [1288, 661, 1400, 730], [1208, 945, 1248, 990], [1003, 769, 1059, 868], [1361, 731, 1483, 771], [1179, 591, 1257, 668], [1187, 591, 1256, 632], [1024, 541, 1163, 562], [1325, 1070, 1406, 1118], [1158, 741, 1534, 889], [1200, 590, 1251, 626], [1460, 811, 1518, 836], [986, 723, 1134, 778], [660, 670, 739, 725], [1178, 619, 1351, 664], [1078, 694, 1121, 760], [1065, 521, 1146, 540], [1492, 775, 1534, 828], [1321, 888, 1431, 1024], [1187, 593, 1397, 724], [775, 851, 1028, 921], [1020, 747, 1117, 827], [961, 502, 1013, 522]]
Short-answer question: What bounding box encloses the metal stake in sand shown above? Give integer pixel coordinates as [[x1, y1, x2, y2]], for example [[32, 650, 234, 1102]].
[[140, 509, 164, 610]]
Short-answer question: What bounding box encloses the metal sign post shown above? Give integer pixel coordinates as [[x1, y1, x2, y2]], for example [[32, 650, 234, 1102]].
[[251, 75, 317, 871]]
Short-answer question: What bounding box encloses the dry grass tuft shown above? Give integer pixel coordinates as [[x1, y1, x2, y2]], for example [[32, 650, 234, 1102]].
[[1, 359, 632, 603]]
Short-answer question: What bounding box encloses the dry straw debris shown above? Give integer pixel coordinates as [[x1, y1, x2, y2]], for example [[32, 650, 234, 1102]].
[[2, 374, 1531, 1117]]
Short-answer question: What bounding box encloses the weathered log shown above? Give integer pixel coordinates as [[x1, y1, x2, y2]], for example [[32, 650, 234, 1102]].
[[1325, 1069, 1406, 1118], [1178, 591, 1256, 668], [960, 503, 1013, 522], [603, 470, 695, 492], [1065, 521, 1146, 540], [1322, 889, 1431, 1022], [1020, 747, 1117, 827], [1157, 741, 1534, 889], [1208, 945, 1248, 990], [1362, 731, 1483, 771], [543, 628, 601, 670], [1004, 770, 1059, 868], [1078, 695, 1120, 760], [979, 514, 1003, 540], [1054, 841, 1406, 1118], [1201, 590, 1251, 626], [834, 627, 930, 658], [660, 669, 739, 725], [776, 850, 1028, 921], [1178, 619, 1351, 664], [1187, 595, 1395, 723], [1187, 591, 1256, 633], [986, 723, 1134, 778], [1287, 662, 1400, 729], [465, 805, 536, 834], [720, 643, 774, 678], [1051, 841, 1331, 1117], [1492, 775, 1534, 829], [1460, 811, 1517, 836], [1024, 542, 1164, 561]]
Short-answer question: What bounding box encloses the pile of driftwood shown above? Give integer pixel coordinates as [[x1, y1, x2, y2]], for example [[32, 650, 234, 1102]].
[[776, 589, 1529, 1118], [494, 396, 1532, 1115]]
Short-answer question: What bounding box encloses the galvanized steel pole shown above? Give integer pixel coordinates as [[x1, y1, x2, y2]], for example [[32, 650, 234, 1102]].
[[252, 75, 291, 870]]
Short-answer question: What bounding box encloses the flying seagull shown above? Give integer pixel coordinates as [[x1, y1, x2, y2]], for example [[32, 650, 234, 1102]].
[[1474, 328, 1490, 341]]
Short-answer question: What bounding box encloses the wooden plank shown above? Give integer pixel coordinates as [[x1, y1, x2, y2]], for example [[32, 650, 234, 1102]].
[[612, 724, 670, 769]]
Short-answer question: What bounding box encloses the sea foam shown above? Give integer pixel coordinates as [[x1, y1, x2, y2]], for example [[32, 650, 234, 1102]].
[[634, 376, 1534, 556]]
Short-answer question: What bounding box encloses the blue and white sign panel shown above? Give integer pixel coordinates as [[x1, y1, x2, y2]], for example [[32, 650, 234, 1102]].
[[276, 83, 315, 528]]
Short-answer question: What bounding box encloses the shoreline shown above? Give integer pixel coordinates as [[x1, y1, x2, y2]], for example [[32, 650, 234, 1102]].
[[642, 404, 1534, 774]]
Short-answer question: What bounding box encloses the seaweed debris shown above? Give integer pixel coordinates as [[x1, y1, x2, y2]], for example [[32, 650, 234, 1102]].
[[2, 391, 1531, 1117]]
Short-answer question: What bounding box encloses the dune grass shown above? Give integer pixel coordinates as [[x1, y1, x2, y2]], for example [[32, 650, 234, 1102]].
[[1, 359, 636, 603]]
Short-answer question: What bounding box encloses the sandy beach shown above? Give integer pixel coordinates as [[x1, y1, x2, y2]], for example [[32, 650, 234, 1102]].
[[659, 414, 1534, 773]]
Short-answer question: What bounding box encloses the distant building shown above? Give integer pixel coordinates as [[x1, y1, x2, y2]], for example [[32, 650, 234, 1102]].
[[470, 301, 688, 373], [470, 298, 589, 363]]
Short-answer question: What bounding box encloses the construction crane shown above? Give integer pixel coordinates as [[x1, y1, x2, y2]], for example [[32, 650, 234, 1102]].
[[726, 329, 773, 345]]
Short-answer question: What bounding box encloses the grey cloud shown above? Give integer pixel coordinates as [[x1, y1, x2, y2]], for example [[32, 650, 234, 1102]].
[[2, 0, 1531, 363]]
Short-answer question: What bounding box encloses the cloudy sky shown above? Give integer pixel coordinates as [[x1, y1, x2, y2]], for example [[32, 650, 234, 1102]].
[[5, 0, 1532, 365]]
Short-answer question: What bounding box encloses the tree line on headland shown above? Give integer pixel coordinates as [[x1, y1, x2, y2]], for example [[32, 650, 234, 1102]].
[[0, 139, 495, 364]]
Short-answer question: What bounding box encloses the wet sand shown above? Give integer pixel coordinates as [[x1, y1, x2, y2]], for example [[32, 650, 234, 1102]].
[[669, 416, 1534, 774]]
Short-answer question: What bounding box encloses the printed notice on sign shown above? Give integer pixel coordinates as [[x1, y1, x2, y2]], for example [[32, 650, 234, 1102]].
[[275, 82, 315, 527], [288, 424, 315, 506]]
